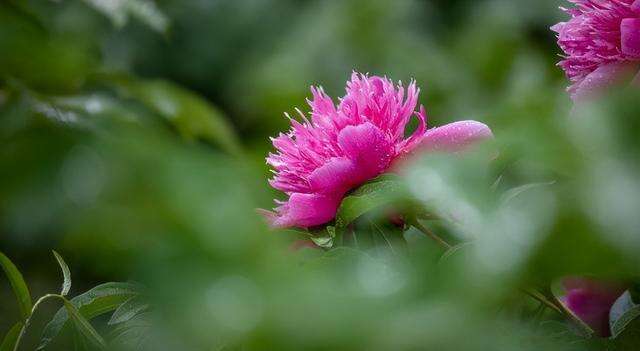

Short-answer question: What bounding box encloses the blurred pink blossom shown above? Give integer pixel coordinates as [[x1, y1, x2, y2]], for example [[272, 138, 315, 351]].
[[552, 0, 640, 101], [263, 72, 492, 228]]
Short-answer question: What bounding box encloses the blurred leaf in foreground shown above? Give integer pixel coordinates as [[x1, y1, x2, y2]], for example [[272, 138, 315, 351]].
[[81, 0, 169, 33], [110, 77, 241, 155]]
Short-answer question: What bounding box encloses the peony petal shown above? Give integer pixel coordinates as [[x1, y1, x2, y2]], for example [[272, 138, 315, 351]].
[[308, 157, 357, 194], [621, 18, 640, 58], [397, 105, 428, 155], [632, 0, 640, 12], [270, 192, 341, 228], [562, 277, 626, 337], [338, 122, 394, 182], [418, 120, 493, 152], [570, 62, 640, 101]]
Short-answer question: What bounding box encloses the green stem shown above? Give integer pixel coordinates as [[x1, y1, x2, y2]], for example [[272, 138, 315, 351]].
[[522, 289, 563, 315], [13, 294, 64, 351], [410, 220, 452, 249], [522, 288, 595, 336]]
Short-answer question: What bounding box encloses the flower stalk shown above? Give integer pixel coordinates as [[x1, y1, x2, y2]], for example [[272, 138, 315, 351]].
[[408, 219, 452, 250]]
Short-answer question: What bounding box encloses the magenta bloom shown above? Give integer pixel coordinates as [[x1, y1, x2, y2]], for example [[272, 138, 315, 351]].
[[264, 72, 492, 228], [562, 277, 626, 336], [552, 0, 640, 101]]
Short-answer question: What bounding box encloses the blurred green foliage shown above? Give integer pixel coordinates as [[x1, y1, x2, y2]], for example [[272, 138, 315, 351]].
[[1, 0, 640, 350]]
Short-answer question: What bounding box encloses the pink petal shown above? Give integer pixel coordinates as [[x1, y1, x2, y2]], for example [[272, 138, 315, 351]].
[[621, 18, 640, 58], [418, 120, 493, 152], [338, 122, 394, 182], [570, 62, 640, 102], [562, 278, 626, 337], [632, 0, 640, 12], [308, 157, 357, 194], [397, 105, 428, 154], [270, 193, 341, 228]]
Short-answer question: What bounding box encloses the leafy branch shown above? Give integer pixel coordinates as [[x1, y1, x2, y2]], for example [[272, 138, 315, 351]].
[[0, 251, 146, 351]]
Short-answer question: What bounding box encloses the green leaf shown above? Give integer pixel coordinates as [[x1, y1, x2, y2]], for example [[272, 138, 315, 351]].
[[62, 299, 107, 350], [308, 226, 336, 249], [126, 0, 170, 33], [108, 296, 150, 325], [368, 220, 406, 256], [0, 13, 93, 91], [38, 282, 140, 350], [52, 251, 71, 296], [51, 94, 143, 123], [305, 247, 370, 269], [610, 291, 640, 338], [81, 0, 169, 33], [336, 175, 414, 228], [109, 312, 151, 350], [0, 251, 32, 320], [309, 236, 333, 249], [0, 322, 23, 351], [112, 78, 241, 155], [608, 296, 640, 351], [538, 320, 593, 348]]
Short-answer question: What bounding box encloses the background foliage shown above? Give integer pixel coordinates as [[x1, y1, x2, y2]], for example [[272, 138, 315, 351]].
[[1, 0, 640, 350]]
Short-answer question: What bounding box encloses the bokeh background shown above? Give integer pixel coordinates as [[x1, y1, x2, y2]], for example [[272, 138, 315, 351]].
[[3, 1, 640, 350]]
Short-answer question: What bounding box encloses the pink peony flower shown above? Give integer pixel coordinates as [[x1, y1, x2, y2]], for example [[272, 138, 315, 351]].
[[561, 277, 626, 336], [552, 0, 640, 101], [263, 72, 492, 228]]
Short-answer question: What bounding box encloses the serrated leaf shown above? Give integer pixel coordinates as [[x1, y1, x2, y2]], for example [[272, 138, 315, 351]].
[[610, 291, 640, 338], [0, 252, 32, 320], [52, 251, 71, 296], [62, 299, 107, 350], [38, 282, 140, 350], [108, 296, 150, 325], [0, 322, 23, 351], [112, 78, 241, 155], [336, 175, 413, 228]]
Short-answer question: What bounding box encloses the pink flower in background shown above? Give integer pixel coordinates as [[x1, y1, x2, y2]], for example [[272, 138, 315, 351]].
[[562, 277, 626, 336], [552, 0, 640, 101], [263, 72, 492, 228]]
